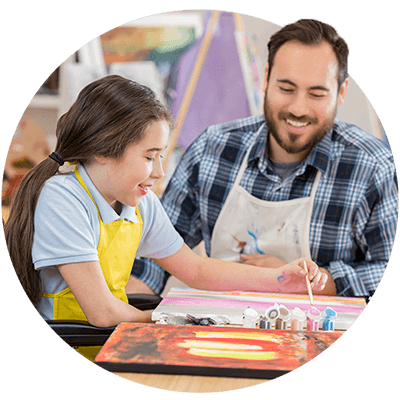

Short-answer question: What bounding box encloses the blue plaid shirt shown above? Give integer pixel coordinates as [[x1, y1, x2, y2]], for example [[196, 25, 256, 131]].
[[133, 114, 398, 298]]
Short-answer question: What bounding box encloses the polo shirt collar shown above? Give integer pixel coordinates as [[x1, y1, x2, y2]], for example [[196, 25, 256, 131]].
[[76, 164, 138, 225]]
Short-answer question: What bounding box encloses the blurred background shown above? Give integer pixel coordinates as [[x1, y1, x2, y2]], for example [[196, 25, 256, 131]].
[[2, 10, 387, 221]]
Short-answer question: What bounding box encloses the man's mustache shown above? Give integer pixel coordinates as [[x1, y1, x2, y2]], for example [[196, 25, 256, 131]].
[[278, 112, 318, 125]]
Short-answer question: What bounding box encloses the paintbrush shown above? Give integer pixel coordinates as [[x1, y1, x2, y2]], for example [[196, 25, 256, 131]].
[[303, 260, 314, 307]]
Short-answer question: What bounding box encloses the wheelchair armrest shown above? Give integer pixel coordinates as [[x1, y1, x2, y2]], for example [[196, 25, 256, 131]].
[[46, 293, 162, 346], [127, 293, 162, 310], [46, 320, 116, 346]]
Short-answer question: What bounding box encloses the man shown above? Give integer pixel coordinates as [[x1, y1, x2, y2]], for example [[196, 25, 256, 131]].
[[131, 19, 398, 299]]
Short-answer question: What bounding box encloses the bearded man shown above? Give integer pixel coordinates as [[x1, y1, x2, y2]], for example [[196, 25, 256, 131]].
[[131, 19, 397, 300]]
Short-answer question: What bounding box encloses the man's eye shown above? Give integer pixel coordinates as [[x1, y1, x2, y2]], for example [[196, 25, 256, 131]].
[[146, 157, 155, 161], [279, 87, 293, 93]]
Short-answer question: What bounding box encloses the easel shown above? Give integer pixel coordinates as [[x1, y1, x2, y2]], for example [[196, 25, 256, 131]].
[[153, 11, 263, 196]]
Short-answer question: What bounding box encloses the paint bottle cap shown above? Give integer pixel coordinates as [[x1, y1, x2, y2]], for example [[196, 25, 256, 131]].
[[291, 307, 306, 322], [322, 307, 337, 320], [265, 303, 280, 321], [243, 306, 258, 319], [307, 307, 321, 321], [278, 305, 291, 321]]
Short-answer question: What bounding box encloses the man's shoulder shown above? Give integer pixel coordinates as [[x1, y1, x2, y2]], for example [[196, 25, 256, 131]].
[[333, 119, 393, 164], [184, 115, 265, 160], [206, 114, 265, 137]]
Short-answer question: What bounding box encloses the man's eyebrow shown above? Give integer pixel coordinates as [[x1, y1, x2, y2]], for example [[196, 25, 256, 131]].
[[277, 79, 296, 86], [146, 146, 167, 152], [309, 85, 330, 92], [277, 79, 330, 92]]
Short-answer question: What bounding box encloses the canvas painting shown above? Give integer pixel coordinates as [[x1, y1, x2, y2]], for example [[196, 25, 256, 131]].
[[95, 323, 342, 379], [100, 26, 196, 71]]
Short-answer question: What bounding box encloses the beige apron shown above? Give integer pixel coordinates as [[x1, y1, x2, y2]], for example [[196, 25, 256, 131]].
[[210, 124, 321, 263]]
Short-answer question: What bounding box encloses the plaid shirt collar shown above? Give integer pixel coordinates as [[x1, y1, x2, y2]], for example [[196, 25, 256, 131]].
[[247, 116, 336, 177]]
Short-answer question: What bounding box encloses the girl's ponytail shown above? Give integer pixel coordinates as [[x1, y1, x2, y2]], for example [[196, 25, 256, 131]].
[[4, 74, 172, 306], [4, 158, 59, 304]]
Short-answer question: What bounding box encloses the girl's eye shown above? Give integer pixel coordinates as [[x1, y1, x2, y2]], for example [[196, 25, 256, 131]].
[[146, 157, 155, 162]]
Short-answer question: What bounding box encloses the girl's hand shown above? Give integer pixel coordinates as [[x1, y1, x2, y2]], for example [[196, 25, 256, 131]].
[[240, 253, 286, 268], [274, 258, 327, 293]]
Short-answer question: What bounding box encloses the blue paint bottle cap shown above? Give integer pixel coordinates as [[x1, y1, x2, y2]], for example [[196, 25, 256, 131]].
[[322, 307, 337, 320]]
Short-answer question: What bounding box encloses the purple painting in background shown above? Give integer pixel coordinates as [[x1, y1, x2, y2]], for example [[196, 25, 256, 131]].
[[169, 12, 252, 149]]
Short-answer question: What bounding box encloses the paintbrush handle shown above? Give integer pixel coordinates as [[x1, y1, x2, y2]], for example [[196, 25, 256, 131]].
[[303, 261, 314, 306]]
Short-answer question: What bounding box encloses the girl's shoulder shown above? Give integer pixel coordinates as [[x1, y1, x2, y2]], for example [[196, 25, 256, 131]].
[[38, 172, 97, 220], [43, 172, 85, 194]]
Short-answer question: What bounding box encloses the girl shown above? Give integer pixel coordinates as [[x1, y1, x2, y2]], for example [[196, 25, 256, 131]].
[[5, 75, 327, 328]]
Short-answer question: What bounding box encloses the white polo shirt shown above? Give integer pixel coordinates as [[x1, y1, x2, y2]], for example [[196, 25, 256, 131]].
[[32, 163, 183, 319]]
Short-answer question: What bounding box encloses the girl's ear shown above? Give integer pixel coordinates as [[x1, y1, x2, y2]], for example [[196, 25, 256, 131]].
[[93, 155, 109, 165]]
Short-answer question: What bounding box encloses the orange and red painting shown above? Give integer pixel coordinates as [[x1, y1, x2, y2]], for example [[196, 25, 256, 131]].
[[95, 323, 342, 379]]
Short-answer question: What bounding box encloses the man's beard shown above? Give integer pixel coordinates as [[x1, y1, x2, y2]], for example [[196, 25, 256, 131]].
[[264, 93, 336, 156]]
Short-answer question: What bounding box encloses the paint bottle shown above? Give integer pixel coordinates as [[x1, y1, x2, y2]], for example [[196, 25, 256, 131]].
[[306, 307, 321, 331], [322, 307, 337, 331], [291, 307, 306, 330], [265, 303, 280, 329], [275, 305, 290, 330], [242, 306, 258, 328]]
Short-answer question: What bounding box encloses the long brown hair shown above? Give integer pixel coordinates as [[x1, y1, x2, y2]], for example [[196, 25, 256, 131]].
[[4, 75, 171, 305]]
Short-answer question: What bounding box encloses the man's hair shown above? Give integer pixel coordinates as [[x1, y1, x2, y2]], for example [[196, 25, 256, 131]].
[[267, 19, 349, 89]]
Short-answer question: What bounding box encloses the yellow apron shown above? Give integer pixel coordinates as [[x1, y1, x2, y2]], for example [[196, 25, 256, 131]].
[[40, 167, 143, 360]]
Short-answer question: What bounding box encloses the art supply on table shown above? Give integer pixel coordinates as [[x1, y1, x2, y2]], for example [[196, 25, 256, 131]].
[[186, 314, 217, 326], [275, 304, 290, 330], [307, 307, 321, 331], [259, 316, 267, 329], [303, 260, 314, 307], [265, 303, 280, 328], [152, 287, 366, 330], [243, 306, 258, 328], [95, 322, 343, 379], [322, 307, 337, 331], [291, 307, 306, 330]]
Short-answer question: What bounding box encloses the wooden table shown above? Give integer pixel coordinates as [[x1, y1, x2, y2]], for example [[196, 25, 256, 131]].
[[113, 372, 266, 392]]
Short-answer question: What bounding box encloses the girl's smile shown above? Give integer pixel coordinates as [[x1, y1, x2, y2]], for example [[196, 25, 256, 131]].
[[85, 120, 170, 211]]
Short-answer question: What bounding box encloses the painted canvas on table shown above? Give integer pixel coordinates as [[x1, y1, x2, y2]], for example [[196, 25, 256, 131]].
[[95, 323, 342, 379]]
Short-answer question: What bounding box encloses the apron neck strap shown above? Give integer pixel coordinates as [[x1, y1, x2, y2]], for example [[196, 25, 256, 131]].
[[74, 167, 101, 215], [232, 123, 266, 187]]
